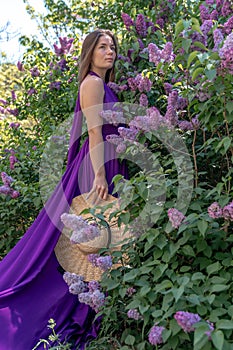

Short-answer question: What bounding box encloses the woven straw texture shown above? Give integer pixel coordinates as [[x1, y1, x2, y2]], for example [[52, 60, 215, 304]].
[[55, 192, 128, 281]]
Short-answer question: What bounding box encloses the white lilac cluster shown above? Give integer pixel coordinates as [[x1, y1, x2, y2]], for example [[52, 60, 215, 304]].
[[87, 253, 113, 271], [60, 213, 100, 244]]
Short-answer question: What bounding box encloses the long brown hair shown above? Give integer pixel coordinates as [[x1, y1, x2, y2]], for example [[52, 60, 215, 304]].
[[78, 29, 118, 84]]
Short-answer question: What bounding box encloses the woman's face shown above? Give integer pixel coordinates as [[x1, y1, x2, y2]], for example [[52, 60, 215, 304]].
[[91, 34, 116, 72]]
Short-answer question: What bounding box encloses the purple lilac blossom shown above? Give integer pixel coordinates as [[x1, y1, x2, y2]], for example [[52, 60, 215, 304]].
[[200, 20, 213, 37], [161, 42, 175, 62], [88, 280, 100, 292], [70, 225, 100, 244], [0, 185, 12, 196], [219, 32, 233, 75], [27, 88, 37, 96], [116, 143, 127, 153], [11, 90, 16, 101], [106, 134, 124, 146], [69, 280, 87, 294], [63, 272, 84, 286], [17, 61, 24, 71], [78, 291, 94, 308], [200, 4, 210, 22], [127, 309, 142, 320], [0, 98, 7, 105], [87, 254, 99, 266], [91, 289, 105, 312], [100, 110, 125, 126], [168, 208, 185, 228], [57, 58, 67, 71], [30, 67, 40, 77], [178, 120, 194, 131], [148, 325, 165, 346], [135, 14, 147, 37], [164, 90, 179, 126], [148, 43, 161, 65], [221, 0, 233, 17], [137, 74, 152, 92], [61, 213, 88, 231], [10, 190, 20, 199], [118, 127, 138, 141], [9, 154, 18, 170], [208, 202, 223, 219], [224, 16, 233, 35], [7, 108, 19, 116], [96, 256, 113, 271], [1, 172, 14, 186], [210, 9, 219, 20], [222, 201, 233, 221], [121, 13, 134, 31], [213, 29, 224, 51], [9, 122, 20, 129], [164, 82, 173, 95], [49, 81, 61, 90], [139, 93, 148, 107], [174, 311, 201, 332]]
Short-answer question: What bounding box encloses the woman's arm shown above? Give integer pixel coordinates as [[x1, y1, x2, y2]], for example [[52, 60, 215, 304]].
[[80, 75, 108, 200]]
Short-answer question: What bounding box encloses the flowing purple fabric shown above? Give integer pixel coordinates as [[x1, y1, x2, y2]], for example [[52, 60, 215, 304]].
[[0, 71, 128, 350]]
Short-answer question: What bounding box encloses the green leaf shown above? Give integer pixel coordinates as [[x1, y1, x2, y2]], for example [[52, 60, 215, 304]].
[[207, 262, 221, 275], [211, 330, 224, 350], [187, 51, 199, 68], [205, 69, 217, 80], [216, 319, 233, 329], [192, 67, 204, 80], [125, 334, 135, 345], [173, 285, 184, 302], [175, 19, 185, 37], [226, 101, 233, 114], [210, 284, 229, 293], [197, 220, 208, 236]]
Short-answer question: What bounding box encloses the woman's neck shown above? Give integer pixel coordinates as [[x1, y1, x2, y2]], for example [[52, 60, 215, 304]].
[[89, 68, 107, 81]]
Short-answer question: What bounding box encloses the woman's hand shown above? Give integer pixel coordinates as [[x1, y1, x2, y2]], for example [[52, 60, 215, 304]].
[[87, 173, 108, 204]]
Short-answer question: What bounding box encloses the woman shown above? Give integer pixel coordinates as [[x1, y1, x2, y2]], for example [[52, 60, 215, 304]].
[[0, 29, 128, 349]]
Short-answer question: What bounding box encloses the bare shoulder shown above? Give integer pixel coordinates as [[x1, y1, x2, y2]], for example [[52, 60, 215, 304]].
[[80, 75, 105, 109]]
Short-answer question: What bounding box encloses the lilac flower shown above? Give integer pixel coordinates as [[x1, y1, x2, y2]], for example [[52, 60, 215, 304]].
[[177, 97, 188, 110], [11, 90, 16, 101], [49, 81, 61, 90], [127, 309, 142, 320], [148, 325, 165, 346], [7, 108, 19, 116], [164, 90, 179, 126], [57, 58, 68, 71], [121, 13, 134, 31], [0, 106, 5, 114], [87, 254, 100, 266], [156, 18, 165, 29], [210, 9, 219, 20], [17, 61, 24, 71], [191, 115, 200, 129], [118, 127, 138, 141], [200, 20, 213, 37], [61, 213, 88, 231], [54, 37, 74, 56], [178, 120, 194, 131], [221, 0, 233, 17], [164, 82, 173, 95], [0, 185, 12, 196], [137, 74, 152, 93], [138, 38, 145, 50], [107, 82, 121, 93], [69, 280, 87, 294], [168, 208, 185, 228], [126, 287, 136, 296], [30, 67, 40, 77], [208, 202, 223, 219], [78, 291, 94, 308], [213, 29, 224, 51], [119, 84, 128, 91], [222, 201, 233, 221], [9, 154, 18, 170], [1, 172, 14, 186], [161, 41, 175, 62], [88, 280, 100, 292], [219, 32, 233, 75], [91, 289, 106, 312], [116, 143, 127, 153], [206, 321, 214, 340], [139, 93, 148, 107], [32, 146, 37, 150], [0, 98, 7, 105], [10, 190, 20, 199], [135, 14, 147, 37], [27, 88, 37, 96], [127, 77, 138, 91], [199, 4, 210, 22], [106, 134, 124, 146], [63, 272, 84, 286], [148, 43, 161, 65], [70, 224, 100, 244], [9, 122, 20, 129], [100, 110, 125, 126], [174, 311, 201, 333], [96, 256, 112, 271], [224, 16, 233, 35]]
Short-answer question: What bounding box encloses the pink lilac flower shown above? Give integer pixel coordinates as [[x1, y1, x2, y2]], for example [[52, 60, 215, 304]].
[[121, 13, 134, 31], [1, 172, 14, 186], [139, 93, 148, 107], [69, 280, 87, 294], [127, 309, 142, 320], [219, 32, 233, 75], [148, 325, 165, 346], [213, 29, 224, 51], [17, 61, 24, 71], [224, 16, 233, 35], [208, 202, 223, 218], [168, 208, 185, 228], [30, 67, 40, 77], [174, 311, 201, 332], [126, 287, 136, 296], [135, 14, 147, 37], [222, 201, 233, 221], [63, 272, 84, 286], [10, 190, 20, 199]]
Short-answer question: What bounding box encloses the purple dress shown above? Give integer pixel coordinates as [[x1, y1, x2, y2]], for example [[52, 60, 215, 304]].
[[0, 71, 128, 349]]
